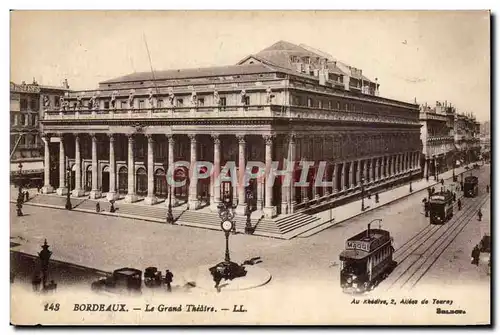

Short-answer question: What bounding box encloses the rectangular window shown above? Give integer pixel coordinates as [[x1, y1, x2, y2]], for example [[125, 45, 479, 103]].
[[121, 101, 127, 109], [157, 99, 163, 108], [54, 96, 60, 107], [32, 114, 37, 125], [220, 97, 226, 106], [104, 101, 110, 109], [318, 100, 323, 109], [10, 114, 15, 125], [20, 114, 25, 125], [30, 99, 38, 111], [336, 101, 341, 110], [20, 99, 28, 110], [138, 100, 145, 109], [176, 98, 184, 107], [197, 98, 205, 107], [243, 96, 250, 106]]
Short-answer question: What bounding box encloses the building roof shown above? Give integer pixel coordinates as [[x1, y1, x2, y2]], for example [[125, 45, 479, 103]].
[[100, 63, 277, 84]]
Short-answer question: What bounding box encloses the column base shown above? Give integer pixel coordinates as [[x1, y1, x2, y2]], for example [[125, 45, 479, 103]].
[[188, 199, 200, 210], [89, 190, 102, 199], [42, 185, 54, 194], [72, 189, 85, 197], [280, 202, 289, 215], [144, 196, 158, 205], [290, 201, 297, 214], [56, 187, 68, 196], [263, 206, 276, 219], [106, 191, 119, 201], [256, 200, 263, 211], [235, 204, 247, 215], [124, 194, 138, 203]]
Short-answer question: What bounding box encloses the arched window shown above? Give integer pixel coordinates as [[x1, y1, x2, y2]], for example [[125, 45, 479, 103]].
[[118, 166, 128, 194], [136, 167, 147, 196], [85, 165, 92, 191], [154, 168, 167, 197]]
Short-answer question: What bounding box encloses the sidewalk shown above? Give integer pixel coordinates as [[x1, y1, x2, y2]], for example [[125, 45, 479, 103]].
[[11, 163, 482, 240], [297, 164, 476, 237]]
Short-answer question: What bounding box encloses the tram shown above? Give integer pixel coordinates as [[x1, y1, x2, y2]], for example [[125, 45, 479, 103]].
[[339, 224, 396, 293], [464, 175, 479, 198], [429, 191, 454, 225]]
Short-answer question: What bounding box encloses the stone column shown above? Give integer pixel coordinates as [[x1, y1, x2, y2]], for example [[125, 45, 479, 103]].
[[188, 134, 200, 210], [144, 135, 157, 205], [72, 134, 84, 197], [289, 134, 297, 213], [257, 177, 264, 210], [375, 158, 381, 181], [42, 135, 54, 194], [263, 135, 275, 218], [125, 134, 138, 203], [236, 135, 247, 214], [356, 160, 362, 187], [106, 134, 118, 200], [167, 135, 178, 206], [89, 134, 101, 199], [349, 160, 355, 188], [56, 134, 68, 195], [341, 162, 348, 191], [368, 158, 374, 182], [210, 134, 221, 211]]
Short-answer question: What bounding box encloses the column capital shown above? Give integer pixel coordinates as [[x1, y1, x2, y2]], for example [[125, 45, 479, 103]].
[[236, 134, 246, 144], [41, 133, 51, 140], [288, 133, 296, 144], [126, 133, 135, 142], [89, 132, 97, 141], [263, 134, 274, 145], [166, 134, 175, 143], [146, 134, 154, 143], [211, 133, 220, 144], [107, 133, 115, 142], [188, 134, 197, 143]]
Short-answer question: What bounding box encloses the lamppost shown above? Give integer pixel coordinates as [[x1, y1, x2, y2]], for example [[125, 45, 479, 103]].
[[38, 239, 52, 288], [409, 178, 413, 193], [360, 174, 365, 211], [16, 163, 24, 216], [368, 218, 383, 229], [166, 183, 174, 224], [65, 164, 72, 210], [435, 161, 439, 181], [17, 162, 23, 196], [244, 189, 254, 234]]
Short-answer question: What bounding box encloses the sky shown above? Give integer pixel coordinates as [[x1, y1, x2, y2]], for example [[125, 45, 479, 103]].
[[10, 10, 490, 121]]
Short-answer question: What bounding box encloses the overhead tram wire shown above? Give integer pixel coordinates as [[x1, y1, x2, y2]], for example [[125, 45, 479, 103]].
[[143, 33, 160, 96]]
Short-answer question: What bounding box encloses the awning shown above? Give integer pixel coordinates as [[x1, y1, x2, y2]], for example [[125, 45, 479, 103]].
[[10, 161, 44, 174]]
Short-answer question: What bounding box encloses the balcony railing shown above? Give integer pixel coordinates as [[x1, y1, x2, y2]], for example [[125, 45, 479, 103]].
[[43, 105, 420, 126]]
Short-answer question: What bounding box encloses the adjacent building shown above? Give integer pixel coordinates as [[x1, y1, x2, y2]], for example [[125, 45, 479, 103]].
[[420, 100, 481, 179], [10, 79, 70, 187], [40, 41, 422, 218]]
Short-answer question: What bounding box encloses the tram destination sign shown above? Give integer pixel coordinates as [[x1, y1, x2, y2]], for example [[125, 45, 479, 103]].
[[346, 240, 371, 252]]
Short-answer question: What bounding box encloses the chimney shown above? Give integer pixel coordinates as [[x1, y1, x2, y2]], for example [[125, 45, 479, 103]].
[[367, 223, 371, 238]]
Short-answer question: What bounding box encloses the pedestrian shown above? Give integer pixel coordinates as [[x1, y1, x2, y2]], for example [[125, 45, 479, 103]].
[[460, 181, 464, 192], [471, 245, 480, 266], [453, 193, 456, 202], [367, 192, 371, 200], [441, 178, 444, 186], [457, 199, 462, 211], [426, 175, 429, 182], [109, 200, 115, 213], [95, 202, 100, 213], [164, 269, 173, 292], [25, 191, 29, 202], [486, 185, 489, 193], [477, 209, 482, 221], [424, 201, 429, 217], [375, 193, 379, 204]]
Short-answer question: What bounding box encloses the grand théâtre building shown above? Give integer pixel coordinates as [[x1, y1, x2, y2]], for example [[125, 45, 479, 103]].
[[40, 41, 422, 218]]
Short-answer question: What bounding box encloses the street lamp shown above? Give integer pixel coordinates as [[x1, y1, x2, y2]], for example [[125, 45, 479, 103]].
[[244, 189, 254, 234], [17, 162, 23, 195], [166, 183, 174, 224], [368, 218, 383, 229], [361, 175, 367, 209], [65, 164, 72, 210], [409, 178, 413, 193], [38, 239, 52, 288], [16, 163, 24, 217]]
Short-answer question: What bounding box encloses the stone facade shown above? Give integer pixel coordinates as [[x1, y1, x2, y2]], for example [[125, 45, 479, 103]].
[[40, 41, 422, 218]]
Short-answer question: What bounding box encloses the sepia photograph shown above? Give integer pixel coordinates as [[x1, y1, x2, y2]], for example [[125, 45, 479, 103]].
[[8, 10, 491, 326]]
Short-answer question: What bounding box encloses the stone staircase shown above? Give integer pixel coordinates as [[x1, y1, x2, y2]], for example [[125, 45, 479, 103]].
[[274, 212, 320, 234], [20, 194, 321, 239]]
